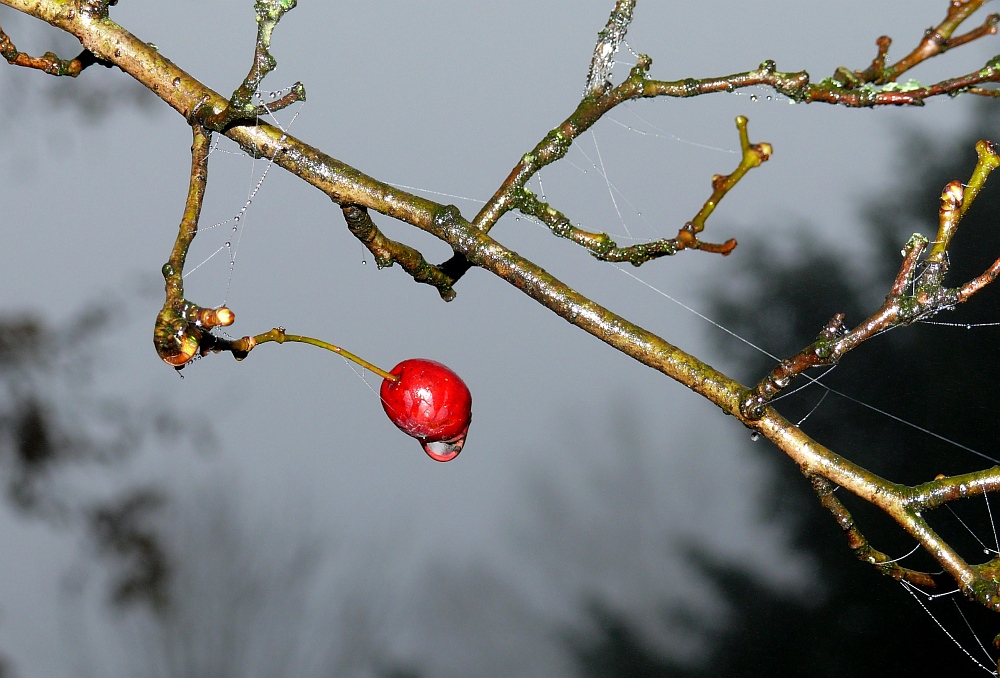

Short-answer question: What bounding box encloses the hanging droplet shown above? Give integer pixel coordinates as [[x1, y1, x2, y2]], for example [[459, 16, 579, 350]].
[[361, 259, 367, 265], [225, 241, 231, 248], [154, 324, 201, 367], [750, 94, 758, 102], [750, 431, 761, 442], [422, 438, 465, 462]]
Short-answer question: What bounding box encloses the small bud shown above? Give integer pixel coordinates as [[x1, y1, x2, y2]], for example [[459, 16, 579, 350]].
[[193, 306, 235, 328], [213, 306, 235, 327]]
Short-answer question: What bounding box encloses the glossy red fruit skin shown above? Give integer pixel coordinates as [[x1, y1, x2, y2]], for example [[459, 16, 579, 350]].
[[380, 359, 472, 461]]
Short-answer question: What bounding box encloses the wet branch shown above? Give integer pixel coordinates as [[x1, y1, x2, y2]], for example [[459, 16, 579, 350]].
[[740, 140, 1000, 421], [517, 115, 769, 265], [195, 0, 305, 131], [810, 475, 939, 588], [832, 0, 999, 87], [439, 0, 1000, 286], [150, 131, 396, 377], [584, 0, 636, 98], [342, 205, 457, 301], [152, 126, 235, 368], [0, 25, 104, 76]]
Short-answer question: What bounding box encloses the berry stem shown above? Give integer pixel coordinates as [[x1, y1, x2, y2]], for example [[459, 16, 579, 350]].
[[246, 327, 399, 381]]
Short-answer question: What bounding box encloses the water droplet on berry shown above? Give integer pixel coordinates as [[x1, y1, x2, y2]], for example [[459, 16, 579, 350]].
[[380, 358, 472, 462], [422, 437, 466, 462]]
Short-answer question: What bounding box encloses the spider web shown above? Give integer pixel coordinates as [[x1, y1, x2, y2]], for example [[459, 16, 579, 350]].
[[390, 82, 1000, 673], [188, 39, 1000, 670]]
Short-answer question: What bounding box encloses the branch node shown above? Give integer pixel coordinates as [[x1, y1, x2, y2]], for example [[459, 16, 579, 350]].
[[194, 0, 303, 132]]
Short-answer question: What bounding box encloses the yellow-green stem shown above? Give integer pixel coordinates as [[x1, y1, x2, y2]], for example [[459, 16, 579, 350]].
[[250, 328, 398, 381]]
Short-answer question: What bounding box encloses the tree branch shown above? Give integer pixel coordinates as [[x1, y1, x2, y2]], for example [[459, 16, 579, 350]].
[[810, 475, 939, 588], [584, 0, 636, 98], [342, 204, 457, 301], [740, 141, 1000, 420], [516, 115, 770, 264], [0, 23, 104, 76], [153, 126, 235, 368], [195, 0, 305, 131]]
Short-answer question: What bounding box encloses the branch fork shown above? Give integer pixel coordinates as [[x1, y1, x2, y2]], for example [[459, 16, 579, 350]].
[[193, 0, 305, 131], [741, 142, 1000, 421]]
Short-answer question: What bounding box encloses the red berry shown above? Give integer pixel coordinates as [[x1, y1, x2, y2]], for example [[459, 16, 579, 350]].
[[380, 358, 472, 462]]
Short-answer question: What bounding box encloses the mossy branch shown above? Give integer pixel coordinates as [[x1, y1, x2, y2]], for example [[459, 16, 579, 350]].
[[195, 0, 305, 131], [516, 115, 769, 265]]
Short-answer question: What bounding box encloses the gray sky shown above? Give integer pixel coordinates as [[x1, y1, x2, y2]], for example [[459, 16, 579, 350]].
[[0, 1, 993, 675]]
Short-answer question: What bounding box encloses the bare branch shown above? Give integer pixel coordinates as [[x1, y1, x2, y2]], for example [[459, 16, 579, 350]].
[[584, 0, 636, 98], [517, 115, 770, 264], [342, 205, 457, 301], [195, 0, 305, 131], [741, 141, 1000, 421], [0, 24, 103, 76], [810, 475, 939, 588], [152, 126, 235, 368]]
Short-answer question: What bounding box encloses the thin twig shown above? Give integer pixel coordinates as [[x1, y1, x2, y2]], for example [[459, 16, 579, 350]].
[[0, 25, 102, 76], [516, 116, 769, 263], [584, 0, 636, 98], [152, 126, 234, 367], [810, 475, 939, 587], [342, 204, 457, 301], [195, 0, 305, 131]]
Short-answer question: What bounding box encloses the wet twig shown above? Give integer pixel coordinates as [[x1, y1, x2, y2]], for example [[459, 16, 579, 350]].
[[517, 116, 770, 264], [194, 0, 305, 131], [342, 205, 457, 301], [0, 25, 104, 76], [741, 141, 1000, 420]]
